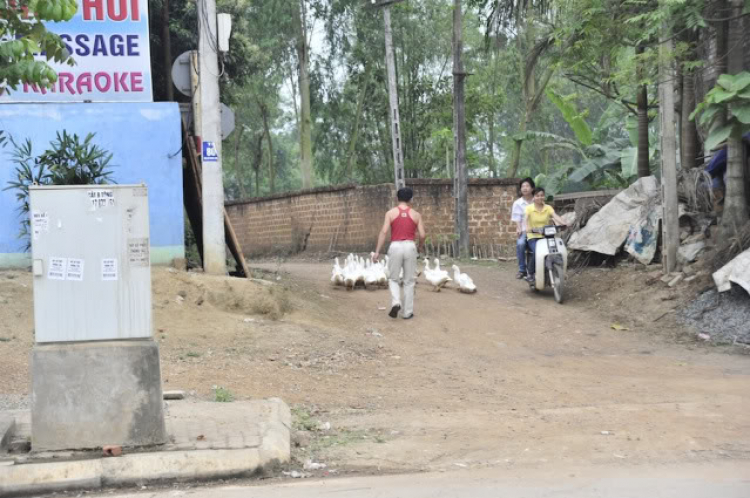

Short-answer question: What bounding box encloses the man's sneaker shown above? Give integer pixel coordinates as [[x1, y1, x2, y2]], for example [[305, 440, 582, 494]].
[[389, 304, 401, 318], [403, 314, 414, 320], [526, 273, 535, 283], [516, 271, 526, 279]]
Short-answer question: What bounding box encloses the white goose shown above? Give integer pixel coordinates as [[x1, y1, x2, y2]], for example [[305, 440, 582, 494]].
[[342, 255, 360, 290], [331, 257, 344, 286], [364, 259, 379, 288], [424, 258, 452, 292], [452, 264, 477, 294], [356, 257, 367, 287], [373, 257, 388, 287]]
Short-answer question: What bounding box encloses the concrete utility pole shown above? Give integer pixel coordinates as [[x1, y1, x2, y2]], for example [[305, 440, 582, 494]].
[[452, 0, 469, 258], [197, 0, 226, 275], [659, 24, 679, 273], [370, 0, 406, 190]]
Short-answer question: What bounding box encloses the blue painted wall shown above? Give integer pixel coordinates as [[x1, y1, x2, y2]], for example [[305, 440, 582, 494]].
[[0, 102, 184, 266]]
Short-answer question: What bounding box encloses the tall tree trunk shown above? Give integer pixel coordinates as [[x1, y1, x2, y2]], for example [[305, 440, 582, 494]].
[[252, 133, 263, 197], [714, 0, 729, 130], [453, 0, 469, 257], [446, 144, 452, 178], [680, 69, 699, 169], [294, 0, 314, 189], [488, 118, 496, 178], [508, 115, 527, 178], [345, 65, 371, 182], [508, 14, 556, 178], [259, 103, 275, 193], [161, 0, 173, 101], [233, 123, 247, 199], [636, 45, 650, 177], [679, 31, 699, 170], [722, 0, 749, 230]]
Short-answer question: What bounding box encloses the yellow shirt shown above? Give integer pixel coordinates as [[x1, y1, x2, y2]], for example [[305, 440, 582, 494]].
[[525, 204, 555, 239]]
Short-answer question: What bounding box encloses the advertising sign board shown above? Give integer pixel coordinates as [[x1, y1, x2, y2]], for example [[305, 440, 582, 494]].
[[1, 0, 152, 102]]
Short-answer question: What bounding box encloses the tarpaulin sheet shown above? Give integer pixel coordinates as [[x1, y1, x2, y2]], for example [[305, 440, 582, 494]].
[[569, 176, 660, 257], [713, 248, 750, 295]]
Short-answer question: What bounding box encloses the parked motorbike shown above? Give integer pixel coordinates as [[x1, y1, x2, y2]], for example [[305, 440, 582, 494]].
[[527, 225, 568, 303]]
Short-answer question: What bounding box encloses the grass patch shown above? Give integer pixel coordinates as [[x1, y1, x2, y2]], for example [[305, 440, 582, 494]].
[[186, 351, 201, 358], [310, 429, 369, 451], [292, 407, 319, 432], [0, 337, 11, 342], [214, 387, 234, 402]]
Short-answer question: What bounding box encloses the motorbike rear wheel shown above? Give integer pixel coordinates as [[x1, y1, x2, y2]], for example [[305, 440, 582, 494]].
[[552, 263, 565, 304]]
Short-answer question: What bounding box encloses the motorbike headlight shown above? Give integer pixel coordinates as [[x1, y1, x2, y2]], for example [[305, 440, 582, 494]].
[[544, 226, 557, 236]]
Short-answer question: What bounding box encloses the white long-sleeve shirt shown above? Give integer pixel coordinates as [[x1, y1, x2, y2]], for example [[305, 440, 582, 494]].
[[511, 197, 532, 232]]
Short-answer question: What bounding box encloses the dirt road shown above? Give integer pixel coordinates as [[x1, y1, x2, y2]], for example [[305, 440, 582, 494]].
[[250, 261, 750, 472], [1, 261, 749, 475]]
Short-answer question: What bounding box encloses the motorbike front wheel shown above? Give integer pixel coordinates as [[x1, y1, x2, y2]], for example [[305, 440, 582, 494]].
[[551, 263, 565, 304]]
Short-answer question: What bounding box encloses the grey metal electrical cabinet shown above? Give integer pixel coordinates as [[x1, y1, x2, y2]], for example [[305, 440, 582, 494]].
[[29, 185, 153, 343]]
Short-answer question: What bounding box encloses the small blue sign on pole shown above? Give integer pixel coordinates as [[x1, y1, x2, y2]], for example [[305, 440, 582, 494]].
[[202, 141, 218, 162]]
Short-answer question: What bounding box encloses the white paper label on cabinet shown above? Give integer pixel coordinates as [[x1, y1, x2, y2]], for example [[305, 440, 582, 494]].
[[102, 258, 118, 281], [32, 211, 49, 240], [48, 257, 67, 280], [66, 259, 84, 281]]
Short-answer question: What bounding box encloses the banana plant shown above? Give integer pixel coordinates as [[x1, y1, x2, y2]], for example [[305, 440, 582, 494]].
[[524, 91, 659, 196], [690, 71, 750, 150]]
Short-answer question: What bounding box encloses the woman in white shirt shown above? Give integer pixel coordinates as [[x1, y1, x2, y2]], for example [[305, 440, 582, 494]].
[[510, 177, 535, 279]]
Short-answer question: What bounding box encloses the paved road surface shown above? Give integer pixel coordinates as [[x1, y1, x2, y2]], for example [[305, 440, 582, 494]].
[[103, 462, 750, 498]]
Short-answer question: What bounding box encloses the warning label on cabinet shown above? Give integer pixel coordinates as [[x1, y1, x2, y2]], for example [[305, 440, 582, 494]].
[[88, 190, 116, 211], [127, 238, 150, 266]]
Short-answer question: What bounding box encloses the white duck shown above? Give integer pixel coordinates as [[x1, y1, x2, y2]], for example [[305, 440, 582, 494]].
[[331, 257, 344, 286], [452, 264, 477, 294], [424, 258, 452, 291]]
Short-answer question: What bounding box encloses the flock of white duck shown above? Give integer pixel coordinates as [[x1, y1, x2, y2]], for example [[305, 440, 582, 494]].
[[331, 253, 477, 294]]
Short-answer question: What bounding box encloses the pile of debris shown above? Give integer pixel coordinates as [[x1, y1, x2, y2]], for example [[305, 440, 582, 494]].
[[564, 175, 749, 344]]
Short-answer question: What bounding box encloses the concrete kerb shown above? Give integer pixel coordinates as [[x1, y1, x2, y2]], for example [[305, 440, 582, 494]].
[[0, 400, 291, 497]]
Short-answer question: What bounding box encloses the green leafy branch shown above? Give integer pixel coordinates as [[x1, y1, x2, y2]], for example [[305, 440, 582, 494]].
[[691, 72, 750, 151], [0, 0, 78, 94]]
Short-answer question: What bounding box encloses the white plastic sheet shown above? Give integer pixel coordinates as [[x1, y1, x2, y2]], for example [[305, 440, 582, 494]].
[[713, 248, 750, 294], [568, 176, 660, 257]]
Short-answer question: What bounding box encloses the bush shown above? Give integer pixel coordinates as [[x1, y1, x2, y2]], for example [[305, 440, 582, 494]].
[[3, 130, 114, 249]]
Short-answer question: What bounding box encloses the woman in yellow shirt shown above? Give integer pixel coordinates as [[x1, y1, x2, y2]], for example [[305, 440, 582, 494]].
[[524, 187, 567, 282]]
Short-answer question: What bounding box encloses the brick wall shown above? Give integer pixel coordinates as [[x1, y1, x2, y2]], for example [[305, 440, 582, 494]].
[[226, 178, 519, 258]]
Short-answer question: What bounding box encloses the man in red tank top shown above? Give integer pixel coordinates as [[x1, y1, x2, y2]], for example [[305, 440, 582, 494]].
[[373, 187, 426, 319]]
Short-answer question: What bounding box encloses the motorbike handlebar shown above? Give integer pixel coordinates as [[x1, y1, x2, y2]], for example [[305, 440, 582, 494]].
[[530, 225, 567, 234]]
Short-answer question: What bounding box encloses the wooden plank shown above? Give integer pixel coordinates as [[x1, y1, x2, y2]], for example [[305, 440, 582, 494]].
[[181, 119, 204, 265]]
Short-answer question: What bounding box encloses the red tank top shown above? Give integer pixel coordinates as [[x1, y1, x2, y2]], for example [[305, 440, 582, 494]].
[[391, 206, 417, 242]]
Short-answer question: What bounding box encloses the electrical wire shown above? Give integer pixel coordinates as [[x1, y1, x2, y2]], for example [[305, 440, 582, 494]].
[[193, 0, 226, 79]]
